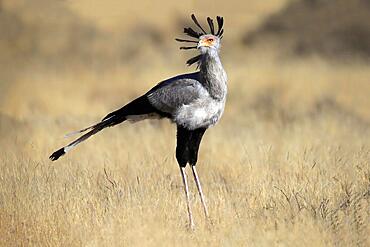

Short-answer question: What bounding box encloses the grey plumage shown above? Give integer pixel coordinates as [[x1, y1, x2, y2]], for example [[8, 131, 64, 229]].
[[49, 14, 227, 229], [148, 32, 227, 130]]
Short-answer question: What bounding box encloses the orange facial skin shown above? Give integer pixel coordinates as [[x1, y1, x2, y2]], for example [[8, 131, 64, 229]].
[[199, 37, 216, 47]]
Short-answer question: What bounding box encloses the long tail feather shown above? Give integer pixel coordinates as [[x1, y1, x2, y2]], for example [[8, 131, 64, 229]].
[[64, 115, 115, 138], [64, 124, 97, 138], [49, 95, 159, 161], [49, 120, 114, 161]]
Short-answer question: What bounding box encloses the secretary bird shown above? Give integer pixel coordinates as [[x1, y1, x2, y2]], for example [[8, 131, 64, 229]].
[[50, 14, 227, 229]]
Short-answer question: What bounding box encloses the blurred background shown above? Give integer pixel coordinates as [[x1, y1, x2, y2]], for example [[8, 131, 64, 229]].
[[1, 0, 369, 122], [0, 0, 369, 245]]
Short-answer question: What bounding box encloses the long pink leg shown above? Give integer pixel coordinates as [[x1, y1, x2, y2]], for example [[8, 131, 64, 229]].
[[180, 167, 194, 229], [191, 166, 209, 218]]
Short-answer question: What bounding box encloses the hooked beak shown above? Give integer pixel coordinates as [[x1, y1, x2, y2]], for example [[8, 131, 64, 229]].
[[197, 39, 210, 49]]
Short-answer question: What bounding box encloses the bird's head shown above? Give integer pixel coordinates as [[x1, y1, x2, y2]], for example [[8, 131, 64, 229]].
[[176, 14, 224, 66], [197, 34, 221, 53]]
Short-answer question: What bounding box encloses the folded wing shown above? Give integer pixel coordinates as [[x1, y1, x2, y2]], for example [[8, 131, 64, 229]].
[[146, 73, 206, 115]]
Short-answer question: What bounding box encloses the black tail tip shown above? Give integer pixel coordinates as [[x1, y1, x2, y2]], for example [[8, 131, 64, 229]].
[[49, 148, 65, 161]]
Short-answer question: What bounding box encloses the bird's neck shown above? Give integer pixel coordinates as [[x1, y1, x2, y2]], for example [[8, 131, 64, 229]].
[[199, 50, 227, 100]]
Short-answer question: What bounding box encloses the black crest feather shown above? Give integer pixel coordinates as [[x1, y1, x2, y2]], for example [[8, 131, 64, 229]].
[[207, 17, 215, 35], [216, 16, 224, 36], [186, 55, 202, 67], [180, 46, 197, 50], [176, 14, 225, 67], [183, 27, 202, 38], [175, 38, 198, 43], [191, 14, 207, 35]]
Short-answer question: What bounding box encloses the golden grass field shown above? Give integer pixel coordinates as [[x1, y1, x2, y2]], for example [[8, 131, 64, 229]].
[[0, 0, 369, 246]]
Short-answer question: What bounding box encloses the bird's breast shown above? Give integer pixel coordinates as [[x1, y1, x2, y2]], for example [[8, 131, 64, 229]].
[[174, 98, 225, 130]]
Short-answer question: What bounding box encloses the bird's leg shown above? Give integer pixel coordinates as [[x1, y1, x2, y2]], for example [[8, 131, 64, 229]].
[[179, 166, 194, 229], [191, 165, 209, 218], [187, 128, 208, 219], [176, 127, 194, 229]]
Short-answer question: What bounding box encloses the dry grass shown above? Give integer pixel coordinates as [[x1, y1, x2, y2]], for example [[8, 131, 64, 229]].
[[0, 0, 369, 246]]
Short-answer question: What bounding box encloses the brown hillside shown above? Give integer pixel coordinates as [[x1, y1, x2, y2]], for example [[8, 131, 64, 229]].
[[244, 0, 370, 61]]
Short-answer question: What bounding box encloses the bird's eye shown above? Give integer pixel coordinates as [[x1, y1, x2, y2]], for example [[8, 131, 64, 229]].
[[208, 38, 214, 42]]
